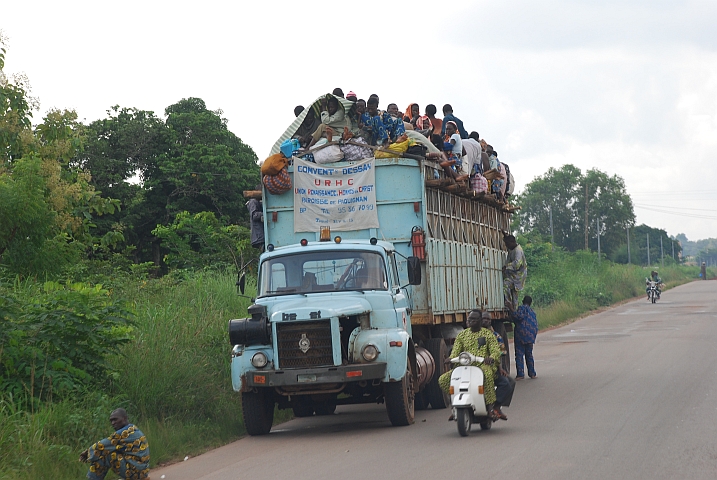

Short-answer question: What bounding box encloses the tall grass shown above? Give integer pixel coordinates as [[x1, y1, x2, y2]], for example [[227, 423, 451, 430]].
[[0, 269, 275, 479]]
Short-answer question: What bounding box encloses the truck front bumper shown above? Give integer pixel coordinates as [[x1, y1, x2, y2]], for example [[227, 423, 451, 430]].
[[245, 362, 387, 388]]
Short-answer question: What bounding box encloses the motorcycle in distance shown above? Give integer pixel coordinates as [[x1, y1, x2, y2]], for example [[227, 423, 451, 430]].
[[646, 279, 659, 304], [448, 337, 495, 436]]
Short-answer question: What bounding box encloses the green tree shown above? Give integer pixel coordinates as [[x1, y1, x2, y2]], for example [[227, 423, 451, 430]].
[[515, 165, 635, 255]]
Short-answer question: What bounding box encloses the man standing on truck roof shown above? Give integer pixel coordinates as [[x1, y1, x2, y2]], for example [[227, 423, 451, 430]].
[[503, 234, 527, 312]]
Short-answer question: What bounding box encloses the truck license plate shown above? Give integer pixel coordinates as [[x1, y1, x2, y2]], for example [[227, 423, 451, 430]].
[[297, 374, 317, 383]]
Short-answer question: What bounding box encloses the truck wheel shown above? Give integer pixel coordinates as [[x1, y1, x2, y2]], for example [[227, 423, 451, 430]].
[[495, 321, 511, 375], [479, 417, 492, 430], [314, 401, 336, 416], [384, 361, 416, 426], [242, 388, 274, 435], [415, 391, 429, 411], [425, 338, 450, 409], [292, 397, 314, 417], [456, 408, 471, 436]]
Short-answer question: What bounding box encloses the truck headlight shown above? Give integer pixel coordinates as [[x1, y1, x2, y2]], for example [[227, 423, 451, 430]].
[[458, 352, 472, 366], [361, 344, 380, 362], [251, 352, 269, 368]]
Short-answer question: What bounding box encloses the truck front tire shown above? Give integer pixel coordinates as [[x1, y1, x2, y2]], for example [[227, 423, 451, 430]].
[[242, 388, 274, 435], [384, 361, 416, 426]]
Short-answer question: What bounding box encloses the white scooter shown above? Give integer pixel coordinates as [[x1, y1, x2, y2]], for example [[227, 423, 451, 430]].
[[449, 339, 495, 436]]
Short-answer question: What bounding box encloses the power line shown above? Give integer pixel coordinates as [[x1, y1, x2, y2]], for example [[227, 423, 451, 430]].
[[633, 203, 717, 213], [634, 205, 717, 220]]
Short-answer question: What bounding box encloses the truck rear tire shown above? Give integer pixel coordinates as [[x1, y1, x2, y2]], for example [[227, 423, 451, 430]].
[[495, 321, 511, 375], [425, 338, 450, 409], [314, 401, 336, 416], [242, 388, 274, 435], [384, 361, 416, 426]]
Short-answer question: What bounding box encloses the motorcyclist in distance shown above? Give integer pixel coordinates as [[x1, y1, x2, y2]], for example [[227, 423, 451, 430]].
[[646, 270, 662, 299]]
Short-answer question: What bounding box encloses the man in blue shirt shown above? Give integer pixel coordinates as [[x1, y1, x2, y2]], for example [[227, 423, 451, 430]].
[[512, 295, 538, 380], [359, 97, 389, 146], [440, 104, 469, 139]]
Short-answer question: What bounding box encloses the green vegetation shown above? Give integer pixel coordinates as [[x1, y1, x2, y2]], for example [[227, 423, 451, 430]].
[[0, 270, 290, 479], [518, 234, 713, 330]]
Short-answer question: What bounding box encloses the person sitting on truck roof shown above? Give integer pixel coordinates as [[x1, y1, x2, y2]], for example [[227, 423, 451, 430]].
[[405, 103, 433, 137], [332, 87, 344, 98], [426, 134, 468, 182], [441, 104, 469, 139], [308, 95, 351, 147], [293, 107, 321, 146], [360, 97, 389, 146], [503, 234, 527, 312], [462, 135, 484, 176], [425, 104, 443, 137], [445, 121, 463, 171], [294, 105, 304, 117], [386, 103, 409, 136]]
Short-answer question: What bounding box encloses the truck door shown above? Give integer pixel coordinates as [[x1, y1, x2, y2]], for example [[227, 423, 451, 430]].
[[388, 252, 411, 337]]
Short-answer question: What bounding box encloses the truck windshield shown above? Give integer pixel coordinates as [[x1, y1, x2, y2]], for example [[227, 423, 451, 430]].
[[258, 250, 388, 297]]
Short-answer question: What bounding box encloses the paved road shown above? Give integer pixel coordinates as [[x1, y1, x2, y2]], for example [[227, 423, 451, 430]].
[[154, 280, 717, 480]]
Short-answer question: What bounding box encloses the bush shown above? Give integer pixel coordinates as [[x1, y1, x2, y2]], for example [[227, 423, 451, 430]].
[[0, 281, 135, 402]]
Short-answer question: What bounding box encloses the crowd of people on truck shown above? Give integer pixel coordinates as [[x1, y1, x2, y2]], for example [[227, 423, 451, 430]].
[[286, 88, 515, 203]]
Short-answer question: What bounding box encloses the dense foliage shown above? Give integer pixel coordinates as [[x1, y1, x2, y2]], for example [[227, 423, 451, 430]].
[[514, 165, 637, 257]]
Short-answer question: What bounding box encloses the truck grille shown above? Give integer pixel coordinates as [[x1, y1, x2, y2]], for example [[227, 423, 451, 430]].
[[276, 320, 334, 369]]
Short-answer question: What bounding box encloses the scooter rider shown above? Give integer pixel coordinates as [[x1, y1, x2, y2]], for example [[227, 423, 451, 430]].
[[439, 310, 503, 419]]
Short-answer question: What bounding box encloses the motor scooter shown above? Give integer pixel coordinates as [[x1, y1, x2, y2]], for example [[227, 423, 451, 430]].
[[448, 337, 495, 436]]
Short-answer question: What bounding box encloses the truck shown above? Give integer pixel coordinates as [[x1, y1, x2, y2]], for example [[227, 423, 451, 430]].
[[229, 105, 514, 435]]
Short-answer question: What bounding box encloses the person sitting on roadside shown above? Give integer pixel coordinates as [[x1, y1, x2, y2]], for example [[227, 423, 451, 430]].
[[79, 408, 150, 480], [441, 103, 468, 139], [438, 310, 503, 420]]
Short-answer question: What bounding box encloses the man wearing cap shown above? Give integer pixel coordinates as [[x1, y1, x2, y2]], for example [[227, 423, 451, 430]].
[[439, 310, 504, 419]]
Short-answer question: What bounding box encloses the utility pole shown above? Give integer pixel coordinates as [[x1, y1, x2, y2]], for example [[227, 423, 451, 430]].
[[647, 233, 651, 265], [584, 183, 589, 250], [660, 236, 664, 267], [671, 239, 675, 261], [627, 227, 631, 264], [596, 218, 601, 261]]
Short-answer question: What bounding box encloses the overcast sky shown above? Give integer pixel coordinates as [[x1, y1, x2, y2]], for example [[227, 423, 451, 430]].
[[3, 0, 717, 241]]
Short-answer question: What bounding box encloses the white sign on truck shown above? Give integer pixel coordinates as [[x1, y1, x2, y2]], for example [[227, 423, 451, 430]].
[[293, 157, 379, 232]]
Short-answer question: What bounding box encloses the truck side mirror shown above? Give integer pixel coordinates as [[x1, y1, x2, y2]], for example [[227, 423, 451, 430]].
[[407, 256, 421, 285], [237, 273, 246, 295]]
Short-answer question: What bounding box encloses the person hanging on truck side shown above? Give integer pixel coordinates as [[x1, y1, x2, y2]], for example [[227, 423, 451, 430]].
[[440, 104, 468, 139], [439, 310, 502, 418], [503, 234, 527, 312]]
